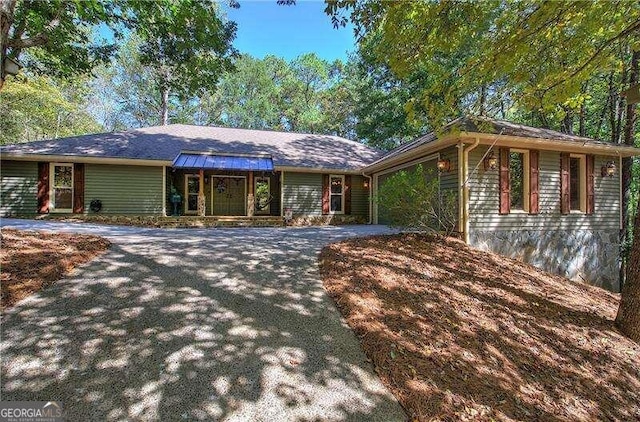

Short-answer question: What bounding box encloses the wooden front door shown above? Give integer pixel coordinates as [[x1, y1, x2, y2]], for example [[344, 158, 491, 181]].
[[211, 176, 246, 216]]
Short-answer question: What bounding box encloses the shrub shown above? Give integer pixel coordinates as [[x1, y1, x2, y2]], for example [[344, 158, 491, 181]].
[[377, 164, 457, 235]]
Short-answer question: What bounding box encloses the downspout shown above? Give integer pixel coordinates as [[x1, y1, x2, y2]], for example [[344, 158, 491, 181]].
[[458, 141, 464, 237], [462, 137, 481, 244], [362, 172, 373, 224]]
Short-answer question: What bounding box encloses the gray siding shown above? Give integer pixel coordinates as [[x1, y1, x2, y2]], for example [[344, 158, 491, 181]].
[[439, 145, 460, 230], [467, 146, 620, 231], [0, 160, 38, 216], [350, 175, 369, 218], [439, 145, 459, 195], [283, 172, 323, 216], [85, 164, 163, 215]]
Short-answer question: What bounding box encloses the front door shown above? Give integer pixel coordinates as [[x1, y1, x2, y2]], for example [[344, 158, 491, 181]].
[[212, 176, 246, 216], [254, 176, 271, 215]]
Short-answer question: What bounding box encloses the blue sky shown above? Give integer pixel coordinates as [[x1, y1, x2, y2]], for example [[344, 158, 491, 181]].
[[225, 1, 356, 62]]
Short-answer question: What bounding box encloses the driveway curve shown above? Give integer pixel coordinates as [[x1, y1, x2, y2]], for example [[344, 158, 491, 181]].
[[0, 219, 406, 421]]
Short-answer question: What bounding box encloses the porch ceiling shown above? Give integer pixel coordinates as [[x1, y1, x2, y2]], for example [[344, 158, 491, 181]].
[[172, 153, 274, 171]]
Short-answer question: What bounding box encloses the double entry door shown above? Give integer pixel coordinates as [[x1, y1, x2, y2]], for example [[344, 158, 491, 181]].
[[212, 176, 246, 216]]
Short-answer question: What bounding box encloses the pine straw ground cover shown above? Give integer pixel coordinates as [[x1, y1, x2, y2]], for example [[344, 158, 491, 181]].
[[320, 234, 640, 422], [0, 228, 110, 309]]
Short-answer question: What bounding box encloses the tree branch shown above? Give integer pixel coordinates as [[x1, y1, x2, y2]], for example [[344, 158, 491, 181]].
[[542, 18, 640, 97], [7, 16, 61, 49]]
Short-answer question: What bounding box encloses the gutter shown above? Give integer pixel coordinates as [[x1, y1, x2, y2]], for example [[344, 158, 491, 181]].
[[460, 132, 640, 157], [0, 153, 170, 167]]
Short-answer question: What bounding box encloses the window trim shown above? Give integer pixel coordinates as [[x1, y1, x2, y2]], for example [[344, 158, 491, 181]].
[[49, 162, 74, 213], [184, 174, 200, 215], [329, 174, 345, 215], [509, 149, 530, 214], [569, 153, 587, 213], [254, 175, 271, 215]]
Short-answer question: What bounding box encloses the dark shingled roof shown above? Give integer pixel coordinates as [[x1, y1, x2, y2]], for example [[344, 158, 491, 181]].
[[0, 124, 384, 171], [377, 115, 607, 164]]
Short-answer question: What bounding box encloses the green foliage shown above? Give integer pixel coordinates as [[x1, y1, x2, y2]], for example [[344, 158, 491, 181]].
[[327, 1, 640, 126], [2, 0, 236, 104], [134, 0, 237, 104], [0, 75, 101, 145], [4, 0, 118, 79], [377, 165, 457, 234], [199, 54, 289, 129]]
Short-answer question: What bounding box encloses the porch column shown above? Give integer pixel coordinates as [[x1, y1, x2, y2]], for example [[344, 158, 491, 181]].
[[247, 171, 255, 217], [198, 169, 205, 216]]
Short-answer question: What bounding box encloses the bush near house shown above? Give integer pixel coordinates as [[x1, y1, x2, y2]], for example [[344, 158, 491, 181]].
[[377, 165, 457, 235]]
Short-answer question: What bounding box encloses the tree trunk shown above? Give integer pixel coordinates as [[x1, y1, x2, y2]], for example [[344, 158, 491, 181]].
[[0, 0, 17, 92], [620, 49, 639, 289], [160, 84, 169, 125], [616, 194, 640, 343], [561, 108, 574, 134]]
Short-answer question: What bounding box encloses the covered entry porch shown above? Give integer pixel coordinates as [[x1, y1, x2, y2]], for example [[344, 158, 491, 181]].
[[166, 152, 281, 217]]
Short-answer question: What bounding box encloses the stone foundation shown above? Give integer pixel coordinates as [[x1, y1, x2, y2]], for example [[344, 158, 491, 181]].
[[469, 229, 620, 292], [288, 214, 368, 226]]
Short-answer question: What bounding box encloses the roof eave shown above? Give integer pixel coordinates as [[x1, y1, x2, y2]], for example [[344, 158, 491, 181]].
[[275, 165, 366, 174], [362, 135, 460, 174], [462, 132, 640, 157], [0, 152, 172, 167]]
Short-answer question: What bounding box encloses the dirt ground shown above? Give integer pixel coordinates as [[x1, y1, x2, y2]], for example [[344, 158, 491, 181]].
[[320, 234, 640, 422], [1, 228, 110, 309]]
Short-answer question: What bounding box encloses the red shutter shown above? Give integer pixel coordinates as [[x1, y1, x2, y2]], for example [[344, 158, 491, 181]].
[[499, 148, 510, 215], [529, 150, 539, 214], [73, 163, 85, 214], [560, 152, 570, 214], [37, 162, 50, 214], [322, 174, 330, 214], [344, 175, 352, 215], [586, 155, 595, 214]]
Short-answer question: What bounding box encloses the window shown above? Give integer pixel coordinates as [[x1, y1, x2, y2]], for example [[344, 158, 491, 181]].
[[330, 175, 344, 213], [50, 163, 73, 212], [569, 154, 586, 212], [509, 149, 530, 212], [185, 174, 200, 214]]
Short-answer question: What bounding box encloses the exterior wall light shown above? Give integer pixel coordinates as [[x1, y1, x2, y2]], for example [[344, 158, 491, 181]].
[[484, 151, 498, 171], [437, 157, 451, 173], [601, 161, 616, 177], [363, 179, 370, 189]]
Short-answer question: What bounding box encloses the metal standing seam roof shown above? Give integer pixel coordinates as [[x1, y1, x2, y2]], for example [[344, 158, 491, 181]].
[[172, 153, 274, 171]]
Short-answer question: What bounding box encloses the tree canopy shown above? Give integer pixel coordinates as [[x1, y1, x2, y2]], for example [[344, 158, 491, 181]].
[[0, 0, 237, 95]]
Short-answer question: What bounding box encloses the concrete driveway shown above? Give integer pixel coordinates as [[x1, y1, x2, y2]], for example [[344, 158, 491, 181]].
[[0, 219, 406, 421]]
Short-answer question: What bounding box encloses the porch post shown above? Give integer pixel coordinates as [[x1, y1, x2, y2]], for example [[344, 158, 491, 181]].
[[198, 169, 205, 216], [247, 171, 255, 217]]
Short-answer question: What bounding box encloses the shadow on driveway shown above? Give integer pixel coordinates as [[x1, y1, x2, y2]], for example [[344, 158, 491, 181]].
[[0, 220, 405, 421]]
